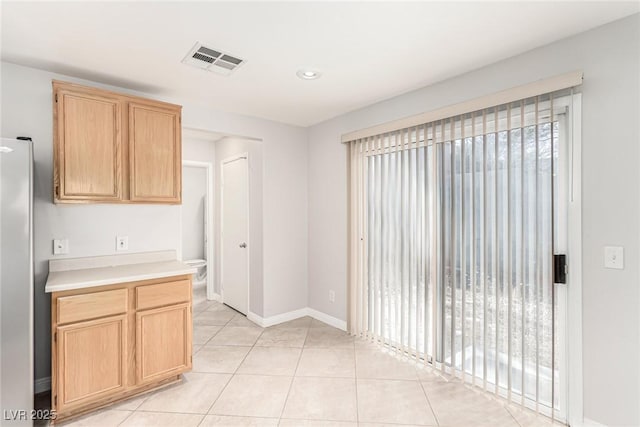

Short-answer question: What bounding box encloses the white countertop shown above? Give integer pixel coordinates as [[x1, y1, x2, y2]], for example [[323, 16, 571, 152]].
[[45, 251, 197, 293]]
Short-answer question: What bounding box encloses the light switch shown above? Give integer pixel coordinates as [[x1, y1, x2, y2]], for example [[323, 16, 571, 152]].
[[116, 236, 129, 252], [604, 246, 624, 270], [53, 239, 69, 255]]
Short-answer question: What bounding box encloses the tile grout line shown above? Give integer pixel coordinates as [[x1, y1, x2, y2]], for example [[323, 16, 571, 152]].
[[352, 376, 429, 383], [195, 305, 242, 425], [125, 310, 529, 427], [127, 408, 210, 416], [352, 340, 360, 424], [116, 408, 136, 427], [230, 317, 265, 375], [176, 372, 361, 380], [199, 311, 267, 421], [147, 316, 434, 426], [505, 404, 526, 427], [419, 378, 441, 427], [277, 325, 309, 424], [194, 307, 233, 346], [135, 407, 211, 415], [194, 412, 208, 427], [131, 314, 369, 426]]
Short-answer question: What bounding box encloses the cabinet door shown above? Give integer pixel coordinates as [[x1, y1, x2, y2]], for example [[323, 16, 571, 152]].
[[56, 315, 127, 412], [136, 303, 191, 384], [55, 89, 122, 201], [128, 102, 181, 203]]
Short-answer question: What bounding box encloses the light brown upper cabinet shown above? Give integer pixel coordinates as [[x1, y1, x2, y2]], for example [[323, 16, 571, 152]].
[[53, 80, 182, 204], [129, 102, 181, 203], [54, 87, 122, 202]]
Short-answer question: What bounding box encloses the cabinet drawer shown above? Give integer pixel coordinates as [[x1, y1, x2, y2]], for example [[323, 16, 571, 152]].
[[136, 280, 190, 311], [58, 289, 128, 325]]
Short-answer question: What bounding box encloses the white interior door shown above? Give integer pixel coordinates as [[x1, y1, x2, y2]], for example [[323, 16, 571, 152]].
[[221, 156, 249, 314]]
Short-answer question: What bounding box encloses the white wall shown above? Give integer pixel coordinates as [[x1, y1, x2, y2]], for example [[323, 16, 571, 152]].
[[183, 136, 216, 166], [307, 14, 640, 427], [182, 136, 217, 270], [181, 165, 206, 261], [214, 137, 265, 315], [0, 62, 308, 383], [178, 104, 309, 321]]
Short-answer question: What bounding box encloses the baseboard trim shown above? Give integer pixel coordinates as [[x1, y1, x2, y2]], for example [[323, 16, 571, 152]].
[[247, 307, 347, 331], [246, 311, 265, 327], [582, 418, 607, 427], [206, 292, 222, 302], [247, 308, 308, 328], [307, 308, 347, 331], [35, 376, 51, 393]]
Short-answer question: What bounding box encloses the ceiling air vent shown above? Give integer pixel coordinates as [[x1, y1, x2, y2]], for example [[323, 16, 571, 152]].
[[181, 42, 245, 76]]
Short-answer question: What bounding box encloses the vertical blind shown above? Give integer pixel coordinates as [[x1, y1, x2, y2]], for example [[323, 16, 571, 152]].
[[348, 89, 575, 420]]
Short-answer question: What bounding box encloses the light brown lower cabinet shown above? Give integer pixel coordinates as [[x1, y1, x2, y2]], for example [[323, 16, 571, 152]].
[[136, 303, 191, 384], [56, 315, 127, 412], [51, 275, 192, 423]]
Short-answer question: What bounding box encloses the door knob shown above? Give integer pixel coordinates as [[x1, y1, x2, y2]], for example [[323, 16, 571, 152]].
[[239, 243, 247, 248]]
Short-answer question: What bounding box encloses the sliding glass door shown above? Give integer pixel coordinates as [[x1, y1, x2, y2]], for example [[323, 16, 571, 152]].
[[365, 142, 436, 356], [437, 111, 558, 408], [351, 91, 574, 422]]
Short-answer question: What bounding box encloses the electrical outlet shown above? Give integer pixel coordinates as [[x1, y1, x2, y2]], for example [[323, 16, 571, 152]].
[[116, 236, 129, 252], [329, 290, 336, 303], [53, 239, 69, 255]]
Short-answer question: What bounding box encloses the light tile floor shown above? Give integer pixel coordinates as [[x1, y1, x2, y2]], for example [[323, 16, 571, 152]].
[[62, 299, 561, 427]]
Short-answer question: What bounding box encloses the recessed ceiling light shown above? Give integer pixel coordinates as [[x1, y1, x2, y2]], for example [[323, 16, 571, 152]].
[[297, 69, 321, 80]]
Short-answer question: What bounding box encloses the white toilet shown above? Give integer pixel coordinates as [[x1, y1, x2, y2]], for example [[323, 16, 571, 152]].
[[185, 258, 207, 287]]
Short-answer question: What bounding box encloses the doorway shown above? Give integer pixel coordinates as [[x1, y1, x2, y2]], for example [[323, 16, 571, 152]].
[[181, 161, 214, 305], [220, 154, 250, 315]]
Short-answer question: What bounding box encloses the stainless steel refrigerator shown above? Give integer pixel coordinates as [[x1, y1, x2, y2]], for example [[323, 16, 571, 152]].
[[0, 137, 34, 425]]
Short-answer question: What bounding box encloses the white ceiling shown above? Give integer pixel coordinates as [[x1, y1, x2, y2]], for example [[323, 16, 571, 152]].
[[2, 2, 638, 127]]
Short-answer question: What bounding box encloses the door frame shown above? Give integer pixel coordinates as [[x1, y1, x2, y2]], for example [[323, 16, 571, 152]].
[[180, 160, 215, 300], [220, 153, 251, 314], [536, 92, 583, 424], [565, 93, 583, 427]]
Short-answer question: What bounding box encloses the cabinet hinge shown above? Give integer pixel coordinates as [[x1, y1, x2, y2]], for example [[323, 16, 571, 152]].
[[54, 395, 57, 406], [54, 332, 57, 342], [55, 94, 58, 103]]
